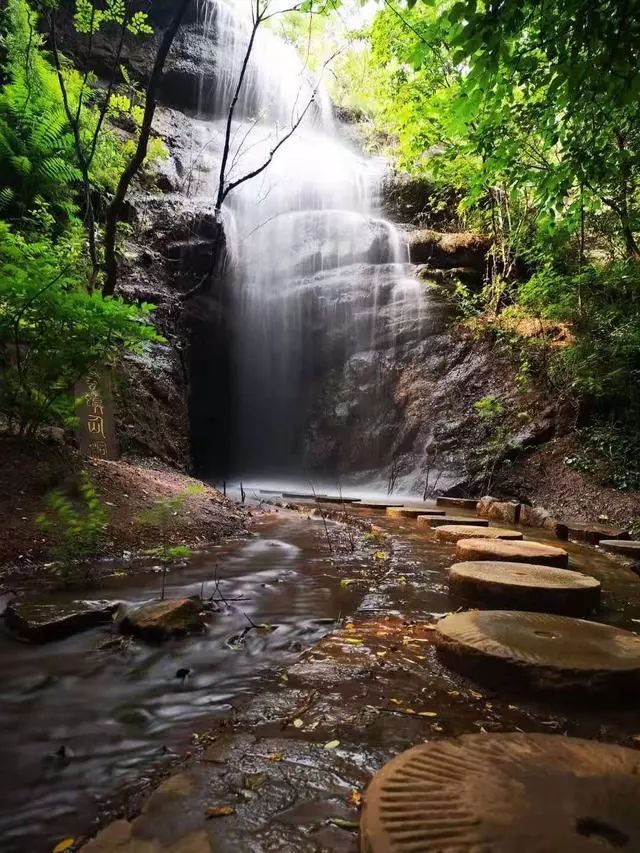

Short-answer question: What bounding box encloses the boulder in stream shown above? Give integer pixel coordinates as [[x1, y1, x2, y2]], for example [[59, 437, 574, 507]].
[[5, 599, 118, 643], [119, 598, 206, 642]]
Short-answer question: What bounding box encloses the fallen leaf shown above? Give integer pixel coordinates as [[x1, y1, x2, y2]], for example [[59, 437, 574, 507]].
[[389, 698, 402, 705], [340, 579, 356, 588], [244, 772, 268, 791], [279, 673, 289, 682], [403, 708, 416, 714], [324, 739, 340, 750], [376, 651, 387, 657], [345, 623, 355, 631], [418, 711, 438, 717], [328, 818, 359, 830], [292, 718, 304, 728], [349, 789, 363, 808], [447, 690, 460, 698], [205, 805, 235, 819], [53, 840, 75, 853], [257, 624, 275, 634], [470, 690, 483, 700], [342, 637, 363, 645], [265, 752, 284, 762]]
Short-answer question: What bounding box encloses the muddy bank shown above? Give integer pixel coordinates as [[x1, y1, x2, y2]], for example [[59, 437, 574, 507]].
[[0, 438, 247, 579]]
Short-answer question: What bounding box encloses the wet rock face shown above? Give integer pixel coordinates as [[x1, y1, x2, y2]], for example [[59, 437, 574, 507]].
[[119, 598, 206, 642], [5, 599, 117, 643]]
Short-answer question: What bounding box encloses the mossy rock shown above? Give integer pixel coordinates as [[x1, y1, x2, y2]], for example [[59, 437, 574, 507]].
[[119, 598, 206, 642]]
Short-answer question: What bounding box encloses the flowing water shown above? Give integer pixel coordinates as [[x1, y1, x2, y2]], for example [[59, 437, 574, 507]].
[[0, 514, 368, 852], [188, 0, 419, 478]]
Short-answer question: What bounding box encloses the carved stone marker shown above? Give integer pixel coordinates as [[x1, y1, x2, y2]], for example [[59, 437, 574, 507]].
[[75, 376, 118, 460], [360, 733, 640, 852]]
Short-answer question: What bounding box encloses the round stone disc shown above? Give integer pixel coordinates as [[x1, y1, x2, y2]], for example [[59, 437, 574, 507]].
[[449, 560, 601, 615], [456, 537, 569, 568], [360, 733, 640, 853], [433, 610, 640, 695], [600, 540, 640, 559], [435, 525, 523, 543], [386, 507, 445, 518], [417, 515, 489, 528]]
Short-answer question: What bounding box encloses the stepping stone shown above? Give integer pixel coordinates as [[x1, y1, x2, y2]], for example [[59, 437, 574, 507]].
[[417, 515, 489, 528], [456, 537, 569, 568], [433, 610, 640, 695], [5, 599, 117, 643], [282, 492, 316, 499], [435, 525, 523, 543], [386, 507, 446, 518], [360, 733, 640, 852], [359, 501, 404, 509], [436, 496, 478, 510], [600, 540, 640, 559], [553, 519, 630, 545], [448, 560, 601, 615], [316, 496, 355, 504]]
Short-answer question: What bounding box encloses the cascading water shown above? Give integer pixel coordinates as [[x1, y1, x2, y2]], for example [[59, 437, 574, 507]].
[[190, 0, 422, 481]]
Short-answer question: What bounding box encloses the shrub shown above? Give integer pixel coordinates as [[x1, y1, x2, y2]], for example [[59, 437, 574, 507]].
[[0, 223, 162, 436], [36, 472, 108, 581]]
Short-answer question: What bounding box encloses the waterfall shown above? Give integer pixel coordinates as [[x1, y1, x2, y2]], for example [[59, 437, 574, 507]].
[[189, 0, 422, 481]]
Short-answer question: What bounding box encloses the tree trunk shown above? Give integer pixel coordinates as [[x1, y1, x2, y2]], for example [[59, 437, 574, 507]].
[[103, 0, 192, 296]]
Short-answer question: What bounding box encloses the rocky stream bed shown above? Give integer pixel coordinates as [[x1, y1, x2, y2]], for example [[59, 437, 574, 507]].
[[2, 501, 640, 852]]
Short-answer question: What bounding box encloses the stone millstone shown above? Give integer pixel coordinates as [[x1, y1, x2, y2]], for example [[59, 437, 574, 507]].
[[456, 537, 569, 568], [435, 525, 523, 543], [554, 520, 630, 545], [386, 507, 446, 518], [417, 515, 489, 529], [436, 496, 479, 510], [449, 561, 601, 616], [433, 610, 640, 695], [600, 540, 640, 560], [360, 733, 640, 853], [119, 598, 206, 642]]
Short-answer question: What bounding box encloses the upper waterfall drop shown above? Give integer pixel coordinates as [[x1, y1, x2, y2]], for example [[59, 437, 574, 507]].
[[191, 0, 420, 481]]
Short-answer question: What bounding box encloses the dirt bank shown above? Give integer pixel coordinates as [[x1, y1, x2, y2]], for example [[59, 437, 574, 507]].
[[0, 438, 248, 580], [497, 435, 640, 528]]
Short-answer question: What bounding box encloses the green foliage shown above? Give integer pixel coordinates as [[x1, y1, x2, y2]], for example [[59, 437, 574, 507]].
[[145, 544, 192, 563], [0, 0, 81, 228], [0, 222, 162, 435], [518, 262, 640, 408], [473, 395, 505, 421], [565, 420, 640, 491], [137, 484, 206, 530], [74, 0, 153, 36], [36, 471, 108, 581]]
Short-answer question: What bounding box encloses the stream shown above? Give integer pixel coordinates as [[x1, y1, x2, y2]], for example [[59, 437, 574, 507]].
[[0, 512, 365, 852], [2, 505, 640, 852]]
